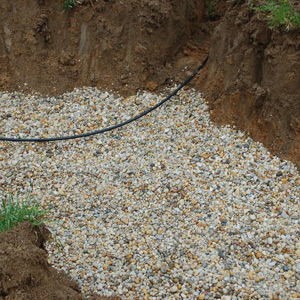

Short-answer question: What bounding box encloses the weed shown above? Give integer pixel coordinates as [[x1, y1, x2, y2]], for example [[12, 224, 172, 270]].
[[205, 0, 219, 20], [254, 0, 300, 30], [63, 0, 76, 12], [0, 194, 48, 233], [231, 0, 246, 6]]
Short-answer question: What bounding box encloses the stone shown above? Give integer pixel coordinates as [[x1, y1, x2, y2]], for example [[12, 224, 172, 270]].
[[170, 286, 178, 293]]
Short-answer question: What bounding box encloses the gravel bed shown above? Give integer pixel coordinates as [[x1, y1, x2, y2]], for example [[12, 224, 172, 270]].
[[0, 88, 299, 299]]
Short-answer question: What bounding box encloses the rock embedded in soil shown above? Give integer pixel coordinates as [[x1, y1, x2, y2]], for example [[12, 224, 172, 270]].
[[0, 88, 299, 299]]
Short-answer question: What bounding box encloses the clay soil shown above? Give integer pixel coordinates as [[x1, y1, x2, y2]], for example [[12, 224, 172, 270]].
[[0, 0, 299, 299], [196, 1, 300, 172], [0, 0, 208, 95]]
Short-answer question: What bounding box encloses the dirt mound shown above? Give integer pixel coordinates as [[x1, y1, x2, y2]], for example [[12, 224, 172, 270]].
[[197, 2, 300, 169], [0, 0, 207, 96], [0, 222, 120, 300]]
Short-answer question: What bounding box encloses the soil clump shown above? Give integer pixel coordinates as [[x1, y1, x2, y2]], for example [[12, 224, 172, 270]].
[[0, 222, 120, 300]]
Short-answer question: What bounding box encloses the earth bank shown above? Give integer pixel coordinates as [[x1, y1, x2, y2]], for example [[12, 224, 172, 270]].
[[196, 1, 300, 170], [0, 222, 120, 300], [0, 0, 206, 95]]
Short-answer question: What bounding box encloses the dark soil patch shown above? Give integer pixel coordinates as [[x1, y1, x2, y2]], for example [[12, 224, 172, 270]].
[[0, 222, 120, 300]]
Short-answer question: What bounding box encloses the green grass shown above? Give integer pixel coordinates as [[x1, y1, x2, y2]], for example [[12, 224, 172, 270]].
[[205, 0, 219, 20], [63, 0, 76, 11], [254, 0, 300, 30], [0, 194, 48, 233]]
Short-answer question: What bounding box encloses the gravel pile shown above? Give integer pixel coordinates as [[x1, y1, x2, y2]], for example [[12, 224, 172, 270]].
[[0, 88, 299, 299]]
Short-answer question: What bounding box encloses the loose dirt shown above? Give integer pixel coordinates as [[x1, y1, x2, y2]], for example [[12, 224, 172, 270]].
[[0, 222, 120, 300]]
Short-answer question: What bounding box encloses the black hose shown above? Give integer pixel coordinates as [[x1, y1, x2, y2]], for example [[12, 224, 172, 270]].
[[0, 56, 208, 142]]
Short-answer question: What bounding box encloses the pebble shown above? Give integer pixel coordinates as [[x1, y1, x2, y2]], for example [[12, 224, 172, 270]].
[[0, 87, 299, 299], [283, 266, 289, 272], [250, 214, 256, 221]]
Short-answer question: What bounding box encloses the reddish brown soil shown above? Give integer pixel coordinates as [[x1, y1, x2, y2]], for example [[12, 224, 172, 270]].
[[196, 1, 300, 170], [0, 222, 120, 300]]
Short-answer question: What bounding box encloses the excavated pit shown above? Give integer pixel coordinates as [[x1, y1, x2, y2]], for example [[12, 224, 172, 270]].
[[0, 0, 299, 298]]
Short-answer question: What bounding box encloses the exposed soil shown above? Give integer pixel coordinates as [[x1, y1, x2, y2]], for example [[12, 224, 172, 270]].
[[0, 0, 208, 96], [0, 222, 120, 300], [196, 1, 300, 170]]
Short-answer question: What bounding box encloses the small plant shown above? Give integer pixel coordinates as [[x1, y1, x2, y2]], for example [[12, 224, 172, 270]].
[[63, 0, 76, 12], [254, 0, 300, 30], [205, 0, 219, 20], [0, 194, 48, 232]]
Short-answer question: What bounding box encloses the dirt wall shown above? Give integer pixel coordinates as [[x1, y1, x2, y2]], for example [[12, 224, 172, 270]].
[[0, 0, 205, 95], [196, 2, 300, 169]]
